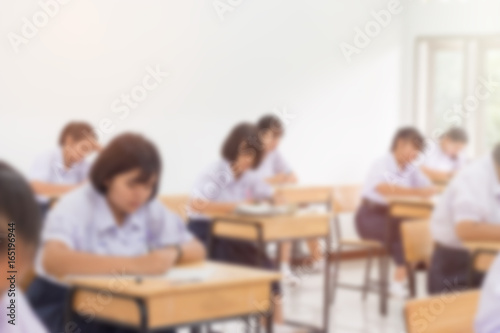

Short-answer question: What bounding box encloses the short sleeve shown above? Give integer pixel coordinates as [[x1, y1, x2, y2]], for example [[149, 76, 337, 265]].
[[147, 200, 194, 249], [41, 202, 78, 249], [475, 255, 500, 333], [190, 166, 232, 202], [29, 153, 52, 182], [452, 179, 484, 225], [272, 151, 292, 175], [413, 168, 432, 188], [250, 176, 273, 200]]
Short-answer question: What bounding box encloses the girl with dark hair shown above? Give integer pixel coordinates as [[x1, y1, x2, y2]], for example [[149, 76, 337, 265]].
[[0, 161, 47, 333], [187, 122, 285, 324], [27, 133, 205, 333]]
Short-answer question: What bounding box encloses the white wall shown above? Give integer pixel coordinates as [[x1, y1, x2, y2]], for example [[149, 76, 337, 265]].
[[0, 0, 403, 193]]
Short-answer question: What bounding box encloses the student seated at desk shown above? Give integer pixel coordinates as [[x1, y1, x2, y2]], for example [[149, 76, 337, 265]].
[[29, 121, 100, 217], [356, 127, 436, 297], [256, 115, 322, 285], [188, 122, 285, 323], [421, 127, 468, 184], [0, 162, 46, 333], [27, 133, 205, 333], [428, 143, 500, 294], [475, 254, 500, 333]]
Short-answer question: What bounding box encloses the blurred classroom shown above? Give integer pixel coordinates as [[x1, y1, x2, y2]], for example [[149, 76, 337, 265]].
[[1, 0, 500, 333]]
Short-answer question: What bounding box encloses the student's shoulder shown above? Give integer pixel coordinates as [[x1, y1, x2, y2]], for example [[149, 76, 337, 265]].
[[50, 183, 96, 216], [33, 147, 60, 164]]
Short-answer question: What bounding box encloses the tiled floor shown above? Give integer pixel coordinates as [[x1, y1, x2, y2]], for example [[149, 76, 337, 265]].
[[182, 260, 428, 333]]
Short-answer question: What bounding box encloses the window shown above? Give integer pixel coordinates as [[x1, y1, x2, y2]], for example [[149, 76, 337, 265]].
[[414, 36, 500, 155]]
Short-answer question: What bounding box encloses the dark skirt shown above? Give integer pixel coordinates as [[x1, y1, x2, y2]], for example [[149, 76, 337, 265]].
[[355, 200, 405, 265], [27, 277, 175, 333]]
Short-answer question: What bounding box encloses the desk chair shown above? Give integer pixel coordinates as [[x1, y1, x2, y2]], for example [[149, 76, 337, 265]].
[[330, 185, 386, 304], [400, 219, 433, 297], [159, 194, 190, 221], [275, 185, 333, 266], [405, 290, 479, 333]]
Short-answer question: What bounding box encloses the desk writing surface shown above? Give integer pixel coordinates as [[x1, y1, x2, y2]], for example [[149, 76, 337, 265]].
[[386, 196, 436, 219], [212, 212, 331, 241], [66, 261, 280, 298], [464, 242, 500, 252]]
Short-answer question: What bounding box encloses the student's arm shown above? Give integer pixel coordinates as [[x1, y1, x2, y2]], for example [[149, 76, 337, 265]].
[[30, 181, 81, 197], [177, 239, 206, 264], [42, 241, 178, 278], [265, 172, 298, 185], [375, 183, 437, 197], [420, 166, 453, 184], [455, 222, 500, 243]]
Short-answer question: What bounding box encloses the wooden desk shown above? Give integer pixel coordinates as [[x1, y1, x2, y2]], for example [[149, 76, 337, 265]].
[[275, 185, 333, 206], [464, 242, 500, 280], [211, 212, 331, 333], [387, 196, 435, 219], [65, 262, 280, 333]]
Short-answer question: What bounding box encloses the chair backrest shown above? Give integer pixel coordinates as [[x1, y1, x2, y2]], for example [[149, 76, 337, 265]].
[[159, 195, 190, 221], [277, 185, 333, 206], [332, 185, 362, 214], [405, 290, 479, 333], [401, 219, 433, 266]]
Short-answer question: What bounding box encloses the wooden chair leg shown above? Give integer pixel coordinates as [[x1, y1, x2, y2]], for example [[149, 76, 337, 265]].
[[330, 245, 341, 305], [407, 263, 416, 298], [362, 249, 373, 300]]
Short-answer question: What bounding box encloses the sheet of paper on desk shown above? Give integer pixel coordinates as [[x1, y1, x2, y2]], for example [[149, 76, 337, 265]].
[[165, 264, 215, 282], [235, 203, 291, 216]]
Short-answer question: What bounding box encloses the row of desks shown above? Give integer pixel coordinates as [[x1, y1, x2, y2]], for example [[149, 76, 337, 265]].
[[65, 211, 332, 333]]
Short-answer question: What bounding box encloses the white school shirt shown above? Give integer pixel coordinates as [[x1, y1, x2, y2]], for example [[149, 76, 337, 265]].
[[189, 159, 273, 219], [430, 154, 500, 249], [29, 148, 91, 203], [253, 150, 293, 180], [361, 153, 432, 205], [0, 291, 47, 333], [423, 144, 466, 173], [475, 254, 500, 333], [35, 183, 194, 282]]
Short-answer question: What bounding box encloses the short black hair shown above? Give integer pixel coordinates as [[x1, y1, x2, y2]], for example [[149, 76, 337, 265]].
[[0, 161, 41, 251], [221, 123, 264, 168], [391, 127, 426, 152], [59, 121, 97, 146], [257, 114, 284, 136], [443, 127, 468, 143], [493, 143, 500, 167], [90, 133, 161, 199]]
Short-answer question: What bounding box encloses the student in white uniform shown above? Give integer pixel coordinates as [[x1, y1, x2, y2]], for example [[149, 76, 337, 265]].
[[428, 143, 500, 294], [421, 127, 468, 184], [29, 121, 100, 217], [356, 127, 436, 296], [0, 162, 47, 333], [27, 133, 205, 333], [255, 115, 322, 285], [475, 254, 500, 333], [188, 122, 285, 324]]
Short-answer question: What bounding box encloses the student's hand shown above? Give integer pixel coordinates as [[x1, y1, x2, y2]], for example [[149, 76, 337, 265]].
[[134, 248, 178, 275]]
